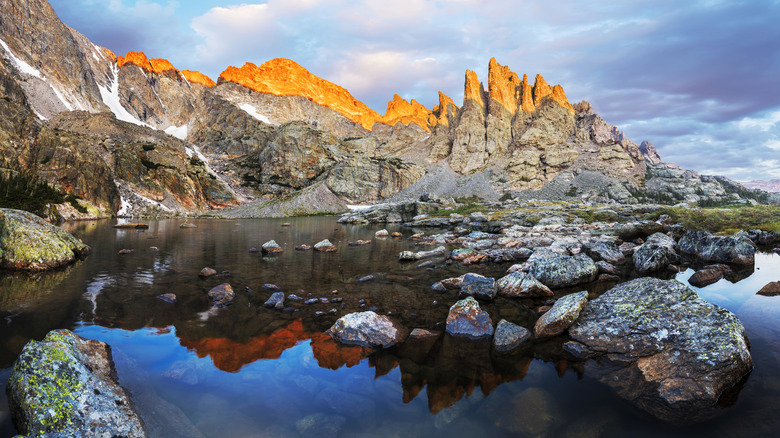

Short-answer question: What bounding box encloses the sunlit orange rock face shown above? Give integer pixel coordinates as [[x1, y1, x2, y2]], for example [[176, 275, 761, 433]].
[[382, 94, 437, 132], [178, 319, 369, 373], [219, 59, 383, 130], [181, 70, 216, 87], [474, 57, 574, 113], [117, 51, 215, 86], [432, 91, 458, 126]]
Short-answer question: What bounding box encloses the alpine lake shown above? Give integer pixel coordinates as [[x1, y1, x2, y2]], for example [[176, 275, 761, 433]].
[[1, 216, 779, 437]]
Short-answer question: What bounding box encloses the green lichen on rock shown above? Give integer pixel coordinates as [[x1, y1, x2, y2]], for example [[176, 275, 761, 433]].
[[6, 329, 147, 437], [0, 208, 89, 271]]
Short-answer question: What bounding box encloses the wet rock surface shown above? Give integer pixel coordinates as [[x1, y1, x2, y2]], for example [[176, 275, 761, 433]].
[[534, 291, 588, 338], [492, 320, 531, 352], [6, 329, 146, 437], [445, 296, 494, 339], [458, 273, 497, 301], [678, 230, 756, 265], [0, 209, 89, 271], [329, 311, 405, 348], [207, 283, 235, 307], [569, 278, 753, 424], [496, 271, 553, 298]]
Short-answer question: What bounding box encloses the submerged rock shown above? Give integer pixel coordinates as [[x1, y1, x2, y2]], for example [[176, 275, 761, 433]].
[[569, 278, 753, 424], [677, 230, 755, 265], [157, 293, 177, 304], [207, 283, 235, 307], [261, 240, 284, 255], [458, 273, 497, 301], [493, 320, 531, 352], [399, 245, 447, 261], [0, 208, 89, 271], [445, 296, 494, 339], [6, 329, 146, 437], [264, 291, 285, 309], [496, 271, 553, 298], [534, 291, 588, 338], [314, 239, 337, 252], [199, 267, 217, 277], [329, 311, 405, 348]]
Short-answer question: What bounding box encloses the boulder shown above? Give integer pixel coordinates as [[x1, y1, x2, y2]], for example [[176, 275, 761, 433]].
[[529, 251, 597, 288], [569, 278, 753, 424], [314, 239, 337, 252], [492, 320, 531, 352], [677, 230, 755, 265], [496, 271, 553, 298], [633, 233, 678, 273], [207, 283, 235, 307], [445, 296, 494, 339], [261, 240, 284, 255], [375, 229, 389, 237], [199, 267, 217, 277], [586, 241, 625, 265], [688, 264, 732, 287], [0, 208, 89, 271], [6, 330, 146, 437], [534, 291, 588, 338], [458, 273, 497, 301], [439, 275, 465, 289], [264, 292, 285, 309], [329, 311, 405, 348], [399, 245, 448, 261], [758, 281, 780, 297]]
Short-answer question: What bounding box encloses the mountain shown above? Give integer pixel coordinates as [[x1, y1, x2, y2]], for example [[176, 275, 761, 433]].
[[741, 179, 780, 193], [0, 0, 773, 218]]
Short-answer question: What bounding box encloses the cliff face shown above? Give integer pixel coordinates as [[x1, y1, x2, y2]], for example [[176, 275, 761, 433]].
[[6, 0, 746, 218]]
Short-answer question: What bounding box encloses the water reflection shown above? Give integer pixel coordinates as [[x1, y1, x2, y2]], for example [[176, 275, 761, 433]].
[[1, 219, 779, 437]]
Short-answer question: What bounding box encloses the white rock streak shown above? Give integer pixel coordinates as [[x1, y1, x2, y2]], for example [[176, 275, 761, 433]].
[[98, 64, 152, 128]]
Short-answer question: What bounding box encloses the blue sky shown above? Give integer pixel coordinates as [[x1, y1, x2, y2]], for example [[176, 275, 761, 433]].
[[48, 0, 780, 182]]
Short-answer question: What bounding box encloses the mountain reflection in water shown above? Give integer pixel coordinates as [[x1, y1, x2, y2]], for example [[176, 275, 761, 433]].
[[0, 217, 779, 437]]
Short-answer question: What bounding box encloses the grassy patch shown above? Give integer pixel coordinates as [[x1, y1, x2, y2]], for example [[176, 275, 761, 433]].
[[645, 205, 780, 233]]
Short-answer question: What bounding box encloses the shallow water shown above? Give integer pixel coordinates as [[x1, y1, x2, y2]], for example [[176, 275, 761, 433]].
[[0, 217, 779, 437]]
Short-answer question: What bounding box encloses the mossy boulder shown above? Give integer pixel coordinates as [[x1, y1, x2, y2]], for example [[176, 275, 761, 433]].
[[6, 329, 146, 437], [569, 278, 753, 424], [0, 209, 89, 271]]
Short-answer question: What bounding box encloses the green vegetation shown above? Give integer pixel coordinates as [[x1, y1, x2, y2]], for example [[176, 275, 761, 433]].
[[570, 209, 620, 223], [0, 170, 64, 216], [64, 194, 87, 214], [645, 205, 780, 234]]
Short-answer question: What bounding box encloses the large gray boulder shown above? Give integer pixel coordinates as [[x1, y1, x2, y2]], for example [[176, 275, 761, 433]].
[[677, 230, 755, 265], [569, 278, 753, 424], [0, 208, 89, 271], [534, 291, 588, 338], [633, 232, 678, 273], [329, 311, 405, 348], [6, 329, 146, 437], [445, 296, 494, 339], [496, 272, 553, 298], [529, 251, 598, 288], [458, 273, 497, 301]]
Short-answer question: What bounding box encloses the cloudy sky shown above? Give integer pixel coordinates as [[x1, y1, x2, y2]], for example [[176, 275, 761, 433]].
[[48, 0, 780, 181]]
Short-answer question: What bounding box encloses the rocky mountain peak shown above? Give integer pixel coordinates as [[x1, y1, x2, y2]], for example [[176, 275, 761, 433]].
[[487, 57, 521, 113], [639, 140, 662, 164], [117, 51, 173, 74], [432, 91, 458, 126], [383, 94, 435, 132], [464, 69, 486, 107], [181, 70, 215, 87], [218, 58, 382, 130]]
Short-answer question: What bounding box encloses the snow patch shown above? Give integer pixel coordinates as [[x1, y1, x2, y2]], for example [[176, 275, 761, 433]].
[[238, 103, 277, 125], [98, 64, 152, 128], [117, 196, 133, 217], [164, 125, 188, 140], [0, 37, 41, 78], [48, 82, 75, 111]]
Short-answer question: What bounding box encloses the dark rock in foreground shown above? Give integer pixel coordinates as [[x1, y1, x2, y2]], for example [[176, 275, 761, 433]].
[[758, 281, 780, 296], [528, 251, 597, 288], [678, 230, 755, 265], [633, 232, 678, 273], [207, 283, 235, 307], [569, 278, 753, 424], [329, 311, 405, 348], [458, 273, 497, 301], [493, 320, 531, 352], [6, 329, 146, 437], [534, 291, 588, 338], [0, 208, 89, 271], [445, 296, 494, 339]]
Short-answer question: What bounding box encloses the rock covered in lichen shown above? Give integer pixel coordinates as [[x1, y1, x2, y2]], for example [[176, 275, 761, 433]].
[[677, 230, 755, 265], [445, 296, 494, 339], [0, 209, 89, 271], [568, 278, 753, 424], [534, 291, 588, 338], [6, 329, 146, 437], [329, 311, 405, 348], [528, 251, 597, 288]]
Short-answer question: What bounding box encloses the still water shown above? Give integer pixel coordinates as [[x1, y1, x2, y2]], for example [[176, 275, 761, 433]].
[[1, 217, 779, 437]]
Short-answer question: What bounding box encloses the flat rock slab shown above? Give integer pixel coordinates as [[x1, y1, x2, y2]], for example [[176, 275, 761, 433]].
[[0, 208, 89, 271], [446, 296, 494, 339], [6, 329, 146, 437], [569, 277, 753, 424], [534, 291, 588, 338], [329, 311, 405, 348]]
